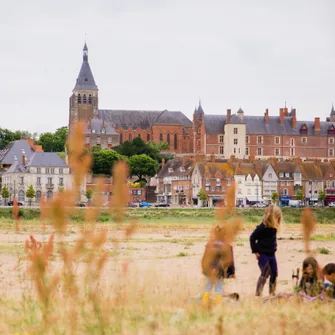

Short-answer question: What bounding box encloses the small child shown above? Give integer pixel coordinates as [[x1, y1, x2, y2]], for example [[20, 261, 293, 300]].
[[323, 263, 335, 299], [201, 225, 235, 304], [250, 204, 282, 296], [299, 257, 323, 297]]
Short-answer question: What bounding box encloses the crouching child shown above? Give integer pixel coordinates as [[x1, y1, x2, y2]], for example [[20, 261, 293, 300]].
[[201, 225, 235, 305], [323, 263, 335, 299]]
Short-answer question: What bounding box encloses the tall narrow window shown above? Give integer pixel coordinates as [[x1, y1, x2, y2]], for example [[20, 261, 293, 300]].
[[147, 134, 150, 142], [83, 94, 87, 104], [219, 146, 224, 155], [257, 147, 262, 155], [120, 133, 123, 144], [160, 134, 163, 142], [167, 134, 170, 145], [78, 94, 81, 104], [129, 134, 132, 141], [88, 94, 92, 104], [174, 134, 177, 150]]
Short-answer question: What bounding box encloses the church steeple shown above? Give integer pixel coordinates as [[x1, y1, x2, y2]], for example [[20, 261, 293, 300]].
[[69, 43, 99, 129], [73, 43, 98, 91]]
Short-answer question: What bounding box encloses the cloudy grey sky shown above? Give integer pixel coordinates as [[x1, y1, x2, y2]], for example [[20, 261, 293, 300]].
[[1, 0, 334, 134]]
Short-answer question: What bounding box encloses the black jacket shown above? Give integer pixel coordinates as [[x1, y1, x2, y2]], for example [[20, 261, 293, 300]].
[[249, 222, 277, 255], [201, 241, 235, 279]]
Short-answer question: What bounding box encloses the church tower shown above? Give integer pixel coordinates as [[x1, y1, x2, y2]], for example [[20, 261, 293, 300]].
[[69, 43, 99, 130]]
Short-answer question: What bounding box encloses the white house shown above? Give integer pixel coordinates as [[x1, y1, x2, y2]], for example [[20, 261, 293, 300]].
[[262, 163, 279, 202], [1, 151, 85, 204]]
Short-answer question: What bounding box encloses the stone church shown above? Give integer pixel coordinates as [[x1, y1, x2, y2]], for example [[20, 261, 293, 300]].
[[69, 44, 194, 153]]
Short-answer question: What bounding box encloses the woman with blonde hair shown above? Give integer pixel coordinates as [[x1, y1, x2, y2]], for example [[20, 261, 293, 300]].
[[250, 204, 283, 296]]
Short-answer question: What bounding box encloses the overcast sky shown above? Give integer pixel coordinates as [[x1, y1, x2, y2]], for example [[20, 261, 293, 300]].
[[1, 0, 334, 134]]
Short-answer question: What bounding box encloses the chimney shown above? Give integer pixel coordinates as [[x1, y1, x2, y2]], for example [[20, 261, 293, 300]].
[[314, 117, 320, 133], [226, 109, 231, 124], [21, 149, 26, 166], [291, 109, 297, 129], [283, 107, 289, 117], [161, 158, 165, 167], [102, 118, 105, 129], [280, 108, 284, 125], [264, 109, 269, 124]]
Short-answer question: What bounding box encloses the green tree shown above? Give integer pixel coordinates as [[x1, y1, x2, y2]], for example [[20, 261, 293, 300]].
[[26, 185, 36, 206], [1, 186, 10, 205], [0, 128, 33, 150], [198, 188, 208, 201], [57, 152, 66, 161], [296, 189, 304, 201], [92, 149, 127, 175], [86, 189, 93, 204], [38, 126, 68, 152], [318, 190, 326, 206], [271, 191, 279, 204], [129, 154, 159, 183]]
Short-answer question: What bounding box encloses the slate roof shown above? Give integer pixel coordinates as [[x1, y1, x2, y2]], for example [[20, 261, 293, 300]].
[[27, 153, 68, 167], [98, 109, 192, 130], [74, 44, 98, 91], [273, 162, 301, 179], [6, 162, 28, 173], [85, 119, 118, 135], [0, 140, 35, 165], [204, 115, 226, 134], [204, 114, 335, 135]]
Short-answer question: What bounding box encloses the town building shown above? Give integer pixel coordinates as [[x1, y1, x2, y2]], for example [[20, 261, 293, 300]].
[[1, 152, 77, 203]]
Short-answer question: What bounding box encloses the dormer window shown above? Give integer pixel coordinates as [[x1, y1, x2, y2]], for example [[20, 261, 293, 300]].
[[285, 173, 290, 178], [328, 125, 335, 135], [300, 124, 308, 135], [92, 129, 96, 134], [101, 128, 106, 134], [179, 167, 185, 172], [168, 168, 174, 173], [279, 173, 284, 178]]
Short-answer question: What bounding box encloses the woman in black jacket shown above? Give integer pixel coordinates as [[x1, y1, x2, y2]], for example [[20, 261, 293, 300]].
[[250, 204, 283, 296]]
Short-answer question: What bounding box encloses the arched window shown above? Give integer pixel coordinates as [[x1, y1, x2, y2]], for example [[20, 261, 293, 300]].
[[18, 190, 25, 202], [129, 134, 132, 141], [83, 94, 87, 104], [36, 191, 42, 203], [174, 134, 177, 150], [120, 133, 123, 144], [160, 134, 163, 142], [78, 94, 82, 104], [147, 134, 150, 142], [283, 189, 288, 195], [47, 191, 53, 201], [88, 94, 92, 104], [167, 134, 170, 145]]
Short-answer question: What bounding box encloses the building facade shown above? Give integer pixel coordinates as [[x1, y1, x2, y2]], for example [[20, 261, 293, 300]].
[[194, 104, 335, 160], [1, 152, 77, 203]]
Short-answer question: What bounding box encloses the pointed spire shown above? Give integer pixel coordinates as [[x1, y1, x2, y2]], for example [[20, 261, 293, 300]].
[[331, 103, 335, 116], [74, 43, 98, 91], [193, 105, 197, 115], [83, 42, 88, 62]]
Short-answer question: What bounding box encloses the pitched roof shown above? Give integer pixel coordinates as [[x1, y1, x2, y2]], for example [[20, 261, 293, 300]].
[[299, 162, 323, 180], [85, 119, 117, 135], [204, 115, 226, 134], [98, 109, 192, 130], [204, 113, 335, 135], [0, 140, 35, 165], [27, 153, 68, 167], [157, 159, 194, 178], [74, 44, 98, 91], [273, 162, 301, 177], [6, 161, 28, 173], [196, 162, 233, 178]]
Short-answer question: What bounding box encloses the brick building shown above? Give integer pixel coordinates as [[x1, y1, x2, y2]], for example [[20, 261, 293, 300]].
[[194, 103, 335, 160], [69, 44, 193, 153]]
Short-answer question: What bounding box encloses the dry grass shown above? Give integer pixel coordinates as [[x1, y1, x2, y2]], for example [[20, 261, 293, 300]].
[[0, 123, 334, 334]]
